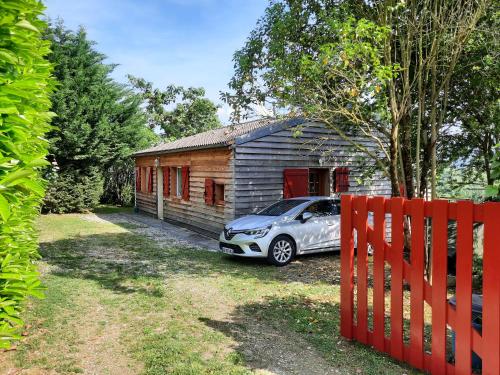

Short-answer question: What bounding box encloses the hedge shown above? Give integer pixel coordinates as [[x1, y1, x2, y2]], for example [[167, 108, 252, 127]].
[[0, 0, 53, 348]]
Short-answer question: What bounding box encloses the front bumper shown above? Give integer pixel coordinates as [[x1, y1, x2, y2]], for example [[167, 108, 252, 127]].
[[218, 232, 271, 257]]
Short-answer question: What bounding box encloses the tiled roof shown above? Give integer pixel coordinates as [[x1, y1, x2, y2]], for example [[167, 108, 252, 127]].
[[134, 118, 277, 155]]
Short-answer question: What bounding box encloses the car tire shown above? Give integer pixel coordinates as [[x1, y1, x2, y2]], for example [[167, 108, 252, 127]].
[[267, 235, 296, 267]]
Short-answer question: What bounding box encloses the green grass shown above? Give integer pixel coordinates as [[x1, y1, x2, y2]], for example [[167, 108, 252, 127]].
[[2, 213, 421, 375]]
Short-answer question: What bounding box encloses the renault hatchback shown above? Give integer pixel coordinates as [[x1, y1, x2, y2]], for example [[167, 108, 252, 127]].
[[219, 197, 342, 266]]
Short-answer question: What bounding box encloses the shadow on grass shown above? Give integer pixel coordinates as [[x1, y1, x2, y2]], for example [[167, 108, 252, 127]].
[[39, 228, 342, 298], [200, 295, 422, 375]]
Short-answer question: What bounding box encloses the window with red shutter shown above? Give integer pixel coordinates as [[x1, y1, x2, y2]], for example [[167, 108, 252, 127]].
[[135, 168, 141, 192], [181, 166, 190, 201], [163, 168, 170, 198], [204, 178, 214, 205], [283, 169, 309, 199], [147, 167, 154, 193], [335, 167, 349, 192]]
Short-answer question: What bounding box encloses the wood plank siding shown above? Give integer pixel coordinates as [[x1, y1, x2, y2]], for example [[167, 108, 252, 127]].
[[233, 121, 391, 217], [135, 147, 234, 234], [135, 156, 157, 216]]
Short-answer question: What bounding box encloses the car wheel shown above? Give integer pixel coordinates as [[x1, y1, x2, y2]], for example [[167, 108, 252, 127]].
[[267, 235, 296, 266]]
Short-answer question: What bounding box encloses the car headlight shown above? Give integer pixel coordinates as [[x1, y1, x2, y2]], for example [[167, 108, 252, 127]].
[[243, 225, 272, 238]]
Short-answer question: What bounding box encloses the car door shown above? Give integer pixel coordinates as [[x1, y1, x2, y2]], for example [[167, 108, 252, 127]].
[[325, 200, 341, 248], [291, 200, 336, 252], [310, 200, 341, 250]]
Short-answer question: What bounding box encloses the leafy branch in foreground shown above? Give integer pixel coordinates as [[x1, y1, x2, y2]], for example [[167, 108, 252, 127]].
[[0, 0, 54, 348]]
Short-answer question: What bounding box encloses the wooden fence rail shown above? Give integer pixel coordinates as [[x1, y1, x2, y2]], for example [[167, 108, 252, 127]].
[[340, 195, 500, 375]]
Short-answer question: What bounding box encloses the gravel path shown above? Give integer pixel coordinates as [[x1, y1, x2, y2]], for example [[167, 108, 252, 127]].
[[83, 212, 220, 251]]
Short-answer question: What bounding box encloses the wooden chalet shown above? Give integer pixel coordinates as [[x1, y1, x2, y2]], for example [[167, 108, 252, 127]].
[[133, 118, 390, 237]]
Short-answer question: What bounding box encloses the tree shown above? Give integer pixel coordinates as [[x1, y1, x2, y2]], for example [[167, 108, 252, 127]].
[[440, 6, 499, 190], [43, 22, 157, 212], [225, 0, 489, 198], [128, 76, 221, 140], [0, 0, 54, 347]]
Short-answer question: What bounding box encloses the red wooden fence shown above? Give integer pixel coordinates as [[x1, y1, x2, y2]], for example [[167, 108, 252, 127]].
[[340, 195, 500, 375]]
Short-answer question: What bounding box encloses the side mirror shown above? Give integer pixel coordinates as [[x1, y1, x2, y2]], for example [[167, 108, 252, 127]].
[[301, 212, 313, 223]]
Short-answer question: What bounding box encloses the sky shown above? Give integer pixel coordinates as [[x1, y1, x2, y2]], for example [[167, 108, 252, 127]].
[[42, 0, 269, 123]]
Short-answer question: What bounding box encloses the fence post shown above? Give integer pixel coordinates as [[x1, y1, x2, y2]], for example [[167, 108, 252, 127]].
[[355, 196, 369, 344], [390, 197, 405, 361], [340, 194, 355, 339], [454, 201, 473, 375], [482, 202, 500, 374], [431, 200, 449, 374], [372, 196, 386, 352], [410, 198, 425, 369]]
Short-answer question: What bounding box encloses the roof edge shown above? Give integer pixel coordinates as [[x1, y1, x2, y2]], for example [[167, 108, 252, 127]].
[[233, 117, 308, 146], [133, 142, 230, 157]]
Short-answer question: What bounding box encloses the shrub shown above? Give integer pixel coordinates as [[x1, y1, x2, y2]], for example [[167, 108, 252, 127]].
[[0, 0, 54, 347], [43, 169, 103, 213]]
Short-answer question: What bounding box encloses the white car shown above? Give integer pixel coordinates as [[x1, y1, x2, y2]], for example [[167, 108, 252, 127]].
[[219, 196, 343, 266]]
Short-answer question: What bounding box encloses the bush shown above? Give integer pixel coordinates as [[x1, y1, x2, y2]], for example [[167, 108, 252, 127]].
[[101, 160, 135, 207], [43, 169, 103, 213], [0, 0, 54, 348]]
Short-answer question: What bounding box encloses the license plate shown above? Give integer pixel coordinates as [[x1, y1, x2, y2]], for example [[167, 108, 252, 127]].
[[221, 247, 234, 254]]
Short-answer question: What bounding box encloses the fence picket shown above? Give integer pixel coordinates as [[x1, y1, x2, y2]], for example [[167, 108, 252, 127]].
[[355, 196, 369, 344], [340, 195, 355, 339], [455, 201, 473, 375], [482, 202, 500, 373], [410, 198, 425, 369], [430, 200, 449, 374], [390, 197, 405, 361], [372, 196, 386, 352]]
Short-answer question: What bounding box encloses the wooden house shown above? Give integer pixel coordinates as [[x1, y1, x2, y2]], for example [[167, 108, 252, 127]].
[[133, 118, 390, 237]]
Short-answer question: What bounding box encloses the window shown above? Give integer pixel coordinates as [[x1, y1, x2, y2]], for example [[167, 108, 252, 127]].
[[140, 167, 147, 192], [257, 199, 308, 216], [205, 179, 225, 206], [284, 168, 330, 198], [215, 183, 225, 205], [304, 199, 341, 217], [309, 169, 330, 196], [176, 167, 182, 197], [309, 170, 321, 195]]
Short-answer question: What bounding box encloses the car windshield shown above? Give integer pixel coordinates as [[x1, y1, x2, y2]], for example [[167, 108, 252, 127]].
[[256, 199, 308, 216]]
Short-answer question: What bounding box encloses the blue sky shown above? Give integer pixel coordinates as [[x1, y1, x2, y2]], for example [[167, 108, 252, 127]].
[[43, 0, 269, 123]]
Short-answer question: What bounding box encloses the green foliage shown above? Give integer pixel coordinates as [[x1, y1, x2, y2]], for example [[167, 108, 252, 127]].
[[128, 76, 221, 140], [298, 17, 395, 131], [43, 22, 158, 212], [43, 168, 103, 213], [0, 0, 54, 348], [485, 144, 500, 200], [223, 0, 362, 120], [441, 6, 499, 194]]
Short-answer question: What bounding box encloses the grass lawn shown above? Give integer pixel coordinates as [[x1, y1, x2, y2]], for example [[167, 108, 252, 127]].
[[0, 213, 420, 374]]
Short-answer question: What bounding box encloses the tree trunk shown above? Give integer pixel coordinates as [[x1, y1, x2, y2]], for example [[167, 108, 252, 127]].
[[400, 113, 415, 199], [390, 125, 400, 196]]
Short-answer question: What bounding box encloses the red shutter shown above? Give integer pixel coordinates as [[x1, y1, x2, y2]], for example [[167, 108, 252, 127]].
[[135, 168, 141, 192], [163, 168, 170, 197], [182, 166, 190, 201], [204, 178, 215, 205], [283, 169, 309, 199], [335, 167, 350, 192], [148, 167, 154, 193]]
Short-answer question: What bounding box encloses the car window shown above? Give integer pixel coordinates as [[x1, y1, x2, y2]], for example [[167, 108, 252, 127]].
[[303, 200, 341, 217], [257, 199, 308, 216]]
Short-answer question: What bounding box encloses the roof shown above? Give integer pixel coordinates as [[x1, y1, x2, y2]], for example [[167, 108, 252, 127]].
[[134, 117, 306, 156]]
